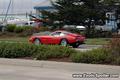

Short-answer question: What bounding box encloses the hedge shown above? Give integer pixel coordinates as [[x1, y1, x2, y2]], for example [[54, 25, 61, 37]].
[[0, 42, 119, 65], [0, 43, 37, 58], [70, 48, 112, 64], [33, 45, 76, 60], [0, 43, 76, 59], [6, 24, 16, 32]]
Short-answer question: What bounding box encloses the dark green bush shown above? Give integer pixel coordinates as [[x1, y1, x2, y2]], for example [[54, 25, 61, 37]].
[[17, 26, 34, 37], [109, 38, 120, 57], [22, 26, 33, 30], [114, 57, 120, 65], [106, 38, 120, 65], [85, 27, 112, 38], [33, 45, 76, 60], [6, 24, 16, 32], [0, 43, 76, 59], [71, 48, 112, 64], [0, 42, 119, 65], [14, 26, 24, 33], [14, 26, 33, 33], [0, 43, 8, 57], [6, 25, 34, 35], [0, 43, 37, 58]]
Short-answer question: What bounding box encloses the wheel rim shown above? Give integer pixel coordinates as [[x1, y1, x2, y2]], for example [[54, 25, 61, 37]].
[[61, 39, 67, 46], [34, 39, 41, 45]]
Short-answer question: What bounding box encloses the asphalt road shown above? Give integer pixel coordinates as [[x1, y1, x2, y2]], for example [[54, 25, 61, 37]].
[[76, 44, 102, 51], [0, 65, 71, 80], [0, 58, 119, 80]]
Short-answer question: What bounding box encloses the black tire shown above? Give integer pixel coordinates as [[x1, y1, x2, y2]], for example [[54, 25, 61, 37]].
[[34, 38, 41, 45], [72, 42, 80, 48], [60, 39, 68, 47]]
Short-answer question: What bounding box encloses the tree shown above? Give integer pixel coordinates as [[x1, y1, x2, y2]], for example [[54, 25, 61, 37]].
[[52, 0, 106, 24], [41, 0, 117, 37], [43, 0, 120, 24]]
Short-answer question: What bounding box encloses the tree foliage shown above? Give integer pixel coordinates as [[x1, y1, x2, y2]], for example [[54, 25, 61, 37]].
[[42, 0, 108, 25], [41, 0, 120, 37], [42, 0, 120, 25]]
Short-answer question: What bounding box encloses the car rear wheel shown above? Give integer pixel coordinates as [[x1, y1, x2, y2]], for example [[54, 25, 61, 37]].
[[60, 39, 68, 47], [34, 38, 41, 45]]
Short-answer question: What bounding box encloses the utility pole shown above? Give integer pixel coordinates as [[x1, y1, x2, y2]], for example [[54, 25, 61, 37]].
[[2, 0, 12, 32], [4, 0, 12, 23]]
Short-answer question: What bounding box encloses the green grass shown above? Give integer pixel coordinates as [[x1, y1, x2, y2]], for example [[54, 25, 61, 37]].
[[0, 37, 29, 43], [85, 38, 110, 45], [0, 37, 110, 45]]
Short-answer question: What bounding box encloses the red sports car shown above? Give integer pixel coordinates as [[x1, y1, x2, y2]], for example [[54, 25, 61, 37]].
[[29, 30, 85, 48]]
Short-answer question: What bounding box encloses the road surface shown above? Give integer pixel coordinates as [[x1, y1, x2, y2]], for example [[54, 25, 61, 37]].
[[76, 44, 102, 51], [0, 58, 119, 80]]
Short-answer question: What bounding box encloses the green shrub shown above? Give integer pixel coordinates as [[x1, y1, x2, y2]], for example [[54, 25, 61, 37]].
[[39, 26, 49, 31], [14, 26, 24, 33], [109, 38, 120, 57], [114, 57, 120, 65], [17, 26, 34, 37], [0, 42, 119, 65], [6, 24, 16, 32], [33, 45, 76, 60], [0, 43, 8, 57], [13, 26, 34, 36], [71, 48, 112, 64], [0, 43, 76, 59], [22, 26, 33, 30], [85, 27, 112, 38], [0, 43, 37, 58]]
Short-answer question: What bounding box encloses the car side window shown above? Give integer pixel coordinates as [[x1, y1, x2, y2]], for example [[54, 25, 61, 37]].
[[50, 32, 61, 37], [60, 33, 66, 36]]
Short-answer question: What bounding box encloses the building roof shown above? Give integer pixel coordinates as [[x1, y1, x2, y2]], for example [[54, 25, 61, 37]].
[[34, 0, 55, 10], [34, 6, 54, 10]]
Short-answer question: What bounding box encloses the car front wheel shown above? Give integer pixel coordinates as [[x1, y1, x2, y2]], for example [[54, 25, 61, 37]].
[[60, 39, 68, 47], [34, 38, 41, 45]]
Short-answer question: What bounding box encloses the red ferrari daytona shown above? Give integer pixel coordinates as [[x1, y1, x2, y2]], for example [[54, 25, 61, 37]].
[[29, 30, 85, 48]]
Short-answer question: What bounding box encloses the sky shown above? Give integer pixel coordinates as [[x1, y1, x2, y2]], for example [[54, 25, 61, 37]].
[[0, 0, 51, 14]]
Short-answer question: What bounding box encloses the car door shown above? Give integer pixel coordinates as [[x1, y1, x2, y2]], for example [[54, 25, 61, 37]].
[[49, 32, 61, 44], [40, 36, 52, 44]]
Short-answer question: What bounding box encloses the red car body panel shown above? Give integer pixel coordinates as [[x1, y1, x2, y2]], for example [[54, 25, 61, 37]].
[[29, 31, 85, 45], [29, 36, 61, 44]]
